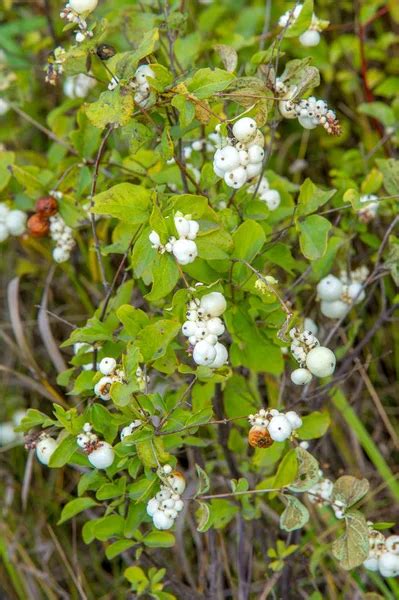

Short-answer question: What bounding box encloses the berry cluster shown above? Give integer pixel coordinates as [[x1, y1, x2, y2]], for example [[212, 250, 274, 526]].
[[278, 5, 324, 47], [248, 176, 281, 211], [49, 213, 76, 263], [77, 422, 115, 469], [149, 213, 199, 265], [64, 73, 96, 99], [363, 527, 399, 578], [130, 64, 155, 108], [94, 357, 125, 401], [306, 471, 345, 518], [290, 327, 336, 384], [248, 408, 302, 447], [358, 194, 379, 223], [0, 203, 27, 242], [213, 117, 265, 189], [146, 465, 186, 530], [182, 292, 228, 368], [60, 0, 97, 43], [317, 268, 368, 319], [279, 95, 341, 135]]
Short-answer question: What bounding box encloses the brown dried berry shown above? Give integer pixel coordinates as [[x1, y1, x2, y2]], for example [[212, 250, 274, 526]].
[[35, 196, 58, 217], [248, 425, 273, 448], [27, 213, 49, 238], [96, 44, 116, 60]]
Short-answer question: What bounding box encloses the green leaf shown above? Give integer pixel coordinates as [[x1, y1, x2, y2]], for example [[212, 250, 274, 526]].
[[145, 254, 180, 302], [296, 179, 336, 217], [85, 88, 134, 129], [143, 531, 176, 548], [284, 0, 314, 38], [360, 168, 383, 195], [280, 495, 309, 531], [58, 497, 99, 525], [124, 566, 149, 591], [196, 501, 212, 532], [48, 435, 78, 468], [15, 409, 55, 432], [288, 447, 320, 492], [136, 319, 181, 362], [92, 183, 151, 223], [0, 151, 14, 191], [332, 510, 369, 570], [187, 68, 234, 99], [195, 464, 210, 496], [171, 194, 208, 219], [280, 57, 320, 97], [297, 411, 330, 440], [264, 243, 299, 275], [105, 540, 136, 560], [124, 503, 147, 536], [358, 102, 396, 127], [232, 220, 265, 281], [209, 499, 238, 529], [117, 305, 150, 338], [90, 404, 118, 442], [298, 215, 331, 260], [171, 95, 195, 127], [375, 158, 399, 196], [272, 449, 298, 489], [332, 476, 369, 509]]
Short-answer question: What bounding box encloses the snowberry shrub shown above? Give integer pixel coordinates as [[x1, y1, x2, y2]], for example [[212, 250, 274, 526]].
[[1, 0, 398, 597]]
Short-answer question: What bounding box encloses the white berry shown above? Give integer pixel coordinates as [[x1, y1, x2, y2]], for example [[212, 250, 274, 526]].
[[200, 292, 226, 317], [224, 165, 248, 189], [305, 346, 336, 378], [193, 340, 217, 366], [379, 552, 399, 578], [299, 30, 321, 47], [320, 300, 348, 319], [94, 376, 113, 401], [268, 415, 292, 442], [285, 411, 302, 430], [232, 117, 257, 142], [214, 146, 241, 172], [247, 145, 264, 163], [317, 275, 343, 301], [6, 210, 27, 236], [172, 239, 197, 265], [153, 510, 174, 530], [206, 317, 225, 336], [174, 216, 190, 238], [36, 437, 58, 465], [209, 342, 228, 368], [88, 442, 114, 469], [167, 472, 186, 495], [99, 357, 116, 376], [290, 367, 313, 386], [386, 536, 399, 555], [262, 189, 281, 211], [69, 0, 98, 13], [347, 282, 365, 305]]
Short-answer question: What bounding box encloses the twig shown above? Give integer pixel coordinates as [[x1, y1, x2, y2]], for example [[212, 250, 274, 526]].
[[89, 125, 114, 292]]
